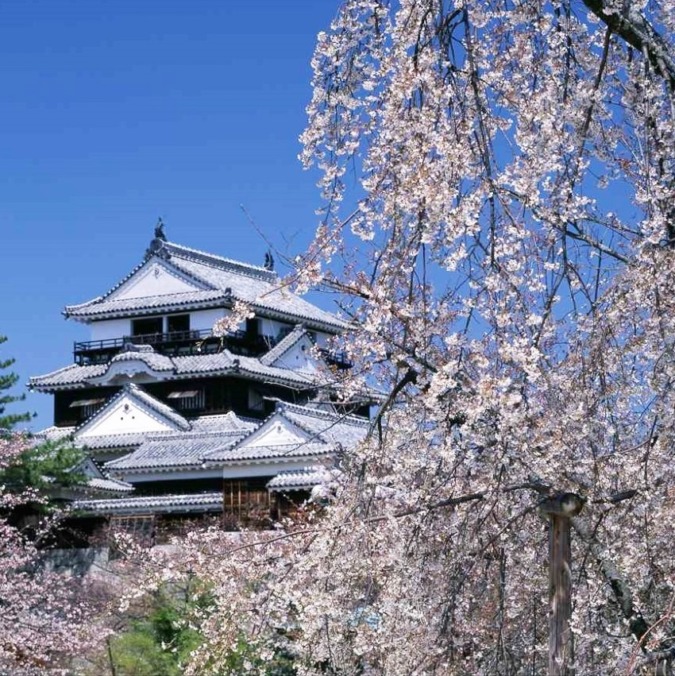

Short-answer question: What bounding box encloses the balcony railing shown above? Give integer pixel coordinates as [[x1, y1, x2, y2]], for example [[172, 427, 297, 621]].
[[73, 329, 277, 365], [73, 330, 354, 370], [318, 348, 353, 370]]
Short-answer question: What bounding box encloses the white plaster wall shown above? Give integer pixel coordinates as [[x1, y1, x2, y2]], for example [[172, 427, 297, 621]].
[[90, 319, 131, 342], [110, 262, 200, 300], [78, 397, 173, 437], [242, 418, 307, 448], [259, 318, 287, 339], [275, 339, 319, 373], [189, 308, 228, 331]]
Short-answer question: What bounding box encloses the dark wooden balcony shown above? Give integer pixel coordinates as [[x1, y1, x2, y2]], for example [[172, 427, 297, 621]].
[[73, 329, 278, 365], [318, 347, 353, 370]]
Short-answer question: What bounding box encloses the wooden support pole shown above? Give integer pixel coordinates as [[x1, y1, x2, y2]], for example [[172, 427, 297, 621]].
[[539, 492, 585, 676], [549, 514, 573, 675]]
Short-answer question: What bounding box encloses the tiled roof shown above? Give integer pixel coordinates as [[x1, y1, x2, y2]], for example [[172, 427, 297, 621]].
[[162, 241, 277, 282], [202, 403, 368, 464], [105, 430, 250, 471], [189, 411, 259, 433], [35, 426, 77, 442], [279, 402, 371, 447], [210, 441, 333, 463], [65, 290, 229, 319], [76, 431, 155, 450], [64, 239, 348, 331], [109, 348, 175, 372], [267, 467, 332, 491], [29, 363, 107, 389], [85, 476, 135, 493], [72, 492, 224, 515], [30, 348, 321, 392]]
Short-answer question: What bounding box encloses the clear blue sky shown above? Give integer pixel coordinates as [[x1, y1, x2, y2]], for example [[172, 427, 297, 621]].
[[0, 0, 339, 429]]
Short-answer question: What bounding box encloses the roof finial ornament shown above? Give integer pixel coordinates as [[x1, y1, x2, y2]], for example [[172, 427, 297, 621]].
[[264, 249, 275, 271], [154, 217, 167, 241]]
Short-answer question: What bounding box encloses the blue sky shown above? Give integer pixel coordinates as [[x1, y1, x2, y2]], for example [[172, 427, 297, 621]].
[[0, 0, 339, 429]]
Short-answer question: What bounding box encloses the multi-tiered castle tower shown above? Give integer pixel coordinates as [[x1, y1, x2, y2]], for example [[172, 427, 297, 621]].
[[30, 228, 370, 539]]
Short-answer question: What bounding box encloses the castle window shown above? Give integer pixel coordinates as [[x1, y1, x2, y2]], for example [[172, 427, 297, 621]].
[[168, 390, 205, 410], [248, 388, 264, 412], [132, 317, 162, 336], [167, 314, 190, 334], [69, 398, 105, 420]]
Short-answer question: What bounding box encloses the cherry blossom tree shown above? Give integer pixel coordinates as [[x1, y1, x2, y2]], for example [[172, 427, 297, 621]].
[[130, 1, 674, 674], [290, 0, 673, 672], [0, 432, 103, 674]]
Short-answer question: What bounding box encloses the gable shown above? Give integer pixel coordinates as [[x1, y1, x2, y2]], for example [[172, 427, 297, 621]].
[[237, 416, 309, 449], [77, 392, 182, 439], [77, 456, 105, 479], [108, 259, 206, 301], [269, 335, 321, 373]]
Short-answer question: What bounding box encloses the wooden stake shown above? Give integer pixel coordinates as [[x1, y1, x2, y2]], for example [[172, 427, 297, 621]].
[[549, 514, 573, 675], [539, 492, 585, 676]]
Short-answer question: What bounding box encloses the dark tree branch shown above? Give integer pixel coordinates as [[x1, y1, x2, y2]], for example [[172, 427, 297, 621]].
[[581, 0, 675, 89], [572, 516, 651, 644]]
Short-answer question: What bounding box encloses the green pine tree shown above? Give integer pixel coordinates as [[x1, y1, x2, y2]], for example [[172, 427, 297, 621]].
[[0, 334, 32, 430]]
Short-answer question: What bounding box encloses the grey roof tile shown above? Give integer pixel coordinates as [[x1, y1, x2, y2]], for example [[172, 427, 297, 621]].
[[66, 290, 229, 318], [35, 426, 77, 442], [208, 441, 333, 463], [267, 467, 332, 491], [73, 492, 224, 515], [85, 477, 135, 493], [189, 411, 259, 433], [279, 402, 371, 447], [64, 239, 348, 330], [109, 348, 175, 372], [105, 409, 257, 471], [76, 432, 154, 449], [30, 363, 107, 389], [105, 432, 245, 470], [31, 349, 323, 392]]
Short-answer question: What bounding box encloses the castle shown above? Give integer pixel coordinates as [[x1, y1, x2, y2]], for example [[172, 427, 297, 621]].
[[30, 228, 370, 541]]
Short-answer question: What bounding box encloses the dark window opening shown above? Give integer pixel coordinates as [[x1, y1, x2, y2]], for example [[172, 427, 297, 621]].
[[167, 314, 190, 333], [132, 317, 163, 336], [168, 389, 205, 410], [245, 317, 259, 336], [69, 397, 106, 420], [248, 388, 265, 412]]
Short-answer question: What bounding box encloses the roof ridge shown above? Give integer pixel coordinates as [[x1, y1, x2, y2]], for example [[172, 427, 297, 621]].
[[164, 241, 278, 283], [144, 429, 248, 441], [280, 401, 370, 427]]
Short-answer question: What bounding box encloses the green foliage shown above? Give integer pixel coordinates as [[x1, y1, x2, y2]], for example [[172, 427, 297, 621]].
[[0, 438, 86, 493], [0, 335, 32, 430], [108, 631, 181, 676], [108, 583, 297, 675], [108, 586, 206, 676], [218, 637, 297, 675]]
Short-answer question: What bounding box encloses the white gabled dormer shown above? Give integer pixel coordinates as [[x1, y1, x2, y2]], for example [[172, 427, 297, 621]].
[[76, 384, 190, 440], [108, 258, 207, 301], [238, 415, 310, 448]]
